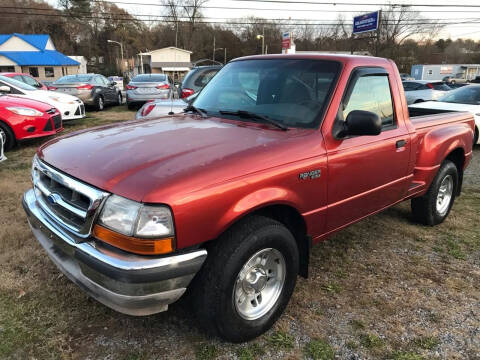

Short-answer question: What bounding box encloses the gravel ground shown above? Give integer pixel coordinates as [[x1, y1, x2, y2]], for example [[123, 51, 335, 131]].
[[0, 113, 479, 360]]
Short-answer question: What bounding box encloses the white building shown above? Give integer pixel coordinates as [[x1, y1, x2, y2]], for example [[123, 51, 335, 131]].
[[136, 47, 192, 79]]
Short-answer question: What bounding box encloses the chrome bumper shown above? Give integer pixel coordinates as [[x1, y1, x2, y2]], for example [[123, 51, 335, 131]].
[[22, 188, 207, 316]]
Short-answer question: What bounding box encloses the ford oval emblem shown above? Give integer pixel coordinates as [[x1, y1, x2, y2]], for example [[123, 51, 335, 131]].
[[47, 193, 61, 205]]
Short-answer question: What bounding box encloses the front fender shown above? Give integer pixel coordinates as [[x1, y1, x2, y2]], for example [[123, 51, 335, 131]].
[[215, 187, 304, 237]]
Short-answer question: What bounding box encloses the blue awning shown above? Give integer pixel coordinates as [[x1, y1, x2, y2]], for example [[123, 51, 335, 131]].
[[0, 50, 79, 66]]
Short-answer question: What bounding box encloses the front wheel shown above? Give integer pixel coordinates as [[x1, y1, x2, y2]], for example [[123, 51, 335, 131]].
[[411, 160, 458, 225], [0, 122, 15, 151], [116, 92, 123, 105], [190, 216, 299, 342], [474, 126, 479, 146]]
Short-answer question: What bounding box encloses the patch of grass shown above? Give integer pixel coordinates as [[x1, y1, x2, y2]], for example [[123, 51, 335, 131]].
[[413, 336, 440, 350], [346, 341, 358, 350], [304, 339, 335, 360], [320, 282, 342, 294], [267, 331, 294, 349], [391, 351, 424, 360], [235, 343, 265, 360], [350, 319, 365, 331], [359, 333, 383, 349], [195, 344, 218, 360], [446, 238, 466, 260]]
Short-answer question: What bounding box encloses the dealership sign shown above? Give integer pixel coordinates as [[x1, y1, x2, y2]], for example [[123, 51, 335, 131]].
[[353, 11, 380, 34], [282, 32, 291, 49]]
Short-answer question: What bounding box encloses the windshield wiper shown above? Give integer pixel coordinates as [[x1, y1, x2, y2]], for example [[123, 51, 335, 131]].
[[184, 105, 208, 118], [219, 110, 288, 131]]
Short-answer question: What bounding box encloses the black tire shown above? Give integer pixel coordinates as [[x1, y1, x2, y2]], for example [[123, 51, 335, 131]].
[[474, 126, 479, 147], [95, 95, 104, 111], [0, 121, 15, 151], [411, 160, 458, 226], [116, 92, 123, 106], [189, 216, 299, 342]]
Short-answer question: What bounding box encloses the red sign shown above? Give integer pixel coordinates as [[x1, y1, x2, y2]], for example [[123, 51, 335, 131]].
[[282, 39, 291, 49]]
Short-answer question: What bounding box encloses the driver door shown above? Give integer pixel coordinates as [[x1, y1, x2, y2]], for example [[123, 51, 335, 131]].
[[324, 67, 412, 232]]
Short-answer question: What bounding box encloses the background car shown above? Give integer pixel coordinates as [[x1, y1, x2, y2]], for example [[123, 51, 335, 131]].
[[402, 80, 451, 104], [0, 72, 48, 90], [136, 98, 189, 120], [0, 92, 62, 150], [400, 73, 414, 81], [178, 65, 222, 99], [0, 75, 85, 121], [442, 75, 469, 84], [408, 84, 480, 145], [50, 74, 122, 111], [126, 74, 174, 109]]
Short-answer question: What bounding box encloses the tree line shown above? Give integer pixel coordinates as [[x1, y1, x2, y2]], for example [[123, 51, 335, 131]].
[[1, 0, 480, 75]]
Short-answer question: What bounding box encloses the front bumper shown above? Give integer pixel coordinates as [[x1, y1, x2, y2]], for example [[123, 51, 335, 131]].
[[22, 188, 207, 316]]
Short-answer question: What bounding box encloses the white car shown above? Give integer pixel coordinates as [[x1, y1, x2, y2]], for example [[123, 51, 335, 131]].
[[0, 75, 85, 121], [409, 84, 480, 145], [402, 80, 452, 105]]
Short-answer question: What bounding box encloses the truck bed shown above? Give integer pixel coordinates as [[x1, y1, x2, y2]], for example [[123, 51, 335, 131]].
[[409, 108, 473, 130]]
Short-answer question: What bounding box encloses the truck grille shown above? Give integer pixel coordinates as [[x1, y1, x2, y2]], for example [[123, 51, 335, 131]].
[[32, 156, 109, 238]]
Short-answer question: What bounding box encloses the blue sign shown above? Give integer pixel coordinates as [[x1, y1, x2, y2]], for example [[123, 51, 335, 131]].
[[353, 11, 380, 34]]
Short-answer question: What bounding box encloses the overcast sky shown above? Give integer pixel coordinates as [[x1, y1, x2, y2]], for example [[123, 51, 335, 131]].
[[50, 0, 480, 40]]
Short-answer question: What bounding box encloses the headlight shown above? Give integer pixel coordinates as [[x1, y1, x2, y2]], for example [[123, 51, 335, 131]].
[[6, 107, 43, 116], [99, 195, 141, 235], [95, 195, 175, 255]]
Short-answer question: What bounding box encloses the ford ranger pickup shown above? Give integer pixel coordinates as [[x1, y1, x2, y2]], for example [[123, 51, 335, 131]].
[[23, 54, 475, 342]]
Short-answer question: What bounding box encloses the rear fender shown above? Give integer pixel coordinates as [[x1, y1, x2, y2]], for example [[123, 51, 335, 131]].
[[413, 124, 472, 191]]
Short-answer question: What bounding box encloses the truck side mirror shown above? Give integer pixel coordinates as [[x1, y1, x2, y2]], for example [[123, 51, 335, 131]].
[[345, 110, 382, 136], [0, 85, 11, 93]]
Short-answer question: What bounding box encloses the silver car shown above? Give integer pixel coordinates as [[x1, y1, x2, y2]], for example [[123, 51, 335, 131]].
[[126, 74, 174, 109], [136, 99, 188, 119]]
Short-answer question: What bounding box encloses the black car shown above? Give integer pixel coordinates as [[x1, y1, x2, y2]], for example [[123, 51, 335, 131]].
[[178, 65, 222, 99], [51, 74, 123, 111]]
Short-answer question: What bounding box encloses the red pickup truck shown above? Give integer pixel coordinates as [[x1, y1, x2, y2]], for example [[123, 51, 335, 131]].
[[23, 54, 474, 342]]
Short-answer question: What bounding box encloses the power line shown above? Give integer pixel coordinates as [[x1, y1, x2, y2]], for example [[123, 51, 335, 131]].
[[4, 10, 480, 27], [3, 6, 480, 24]]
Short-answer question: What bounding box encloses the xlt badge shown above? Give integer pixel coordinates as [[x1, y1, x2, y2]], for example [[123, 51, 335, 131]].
[[299, 169, 321, 180]]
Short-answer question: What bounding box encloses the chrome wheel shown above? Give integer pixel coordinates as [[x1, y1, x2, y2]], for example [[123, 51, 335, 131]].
[[98, 97, 104, 110], [118, 93, 122, 104], [233, 248, 286, 320], [436, 174, 453, 216]]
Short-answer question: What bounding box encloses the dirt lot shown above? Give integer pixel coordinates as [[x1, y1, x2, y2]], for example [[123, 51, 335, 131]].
[[0, 108, 479, 360]]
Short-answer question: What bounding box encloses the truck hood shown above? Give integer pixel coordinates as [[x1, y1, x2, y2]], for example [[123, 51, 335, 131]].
[[38, 115, 311, 202]]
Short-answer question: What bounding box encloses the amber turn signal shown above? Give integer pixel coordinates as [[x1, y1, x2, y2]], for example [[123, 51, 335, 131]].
[[93, 224, 174, 255]]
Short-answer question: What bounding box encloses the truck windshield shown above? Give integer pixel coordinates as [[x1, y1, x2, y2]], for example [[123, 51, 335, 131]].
[[438, 85, 480, 105], [192, 59, 340, 128]]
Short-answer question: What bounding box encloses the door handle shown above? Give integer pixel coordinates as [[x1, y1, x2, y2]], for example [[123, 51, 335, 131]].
[[396, 139, 407, 148]]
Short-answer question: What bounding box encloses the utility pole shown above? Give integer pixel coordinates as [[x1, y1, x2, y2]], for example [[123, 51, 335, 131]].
[[212, 36, 216, 61], [224, 48, 227, 64], [375, 10, 382, 57], [262, 26, 265, 55], [175, 22, 178, 48]]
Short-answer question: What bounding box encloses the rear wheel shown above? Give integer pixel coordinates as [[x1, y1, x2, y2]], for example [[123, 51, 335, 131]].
[[190, 216, 299, 342], [411, 160, 458, 225], [95, 96, 104, 111], [0, 122, 15, 151]]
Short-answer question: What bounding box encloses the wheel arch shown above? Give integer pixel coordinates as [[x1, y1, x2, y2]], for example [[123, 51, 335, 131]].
[[210, 201, 310, 279], [445, 147, 465, 195]]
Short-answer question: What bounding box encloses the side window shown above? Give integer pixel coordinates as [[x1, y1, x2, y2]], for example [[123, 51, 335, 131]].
[[402, 82, 413, 91], [101, 76, 110, 85], [0, 81, 22, 95], [94, 76, 104, 85], [29, 67, 39, 78], [343, 75, 395, 129], [22, 75, 40, 87]]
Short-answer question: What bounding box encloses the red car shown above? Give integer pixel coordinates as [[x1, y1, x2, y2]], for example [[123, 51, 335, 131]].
[[0, 72, 48, 90], [23, 54, 474, 342], [0, 94, 62, 150]]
